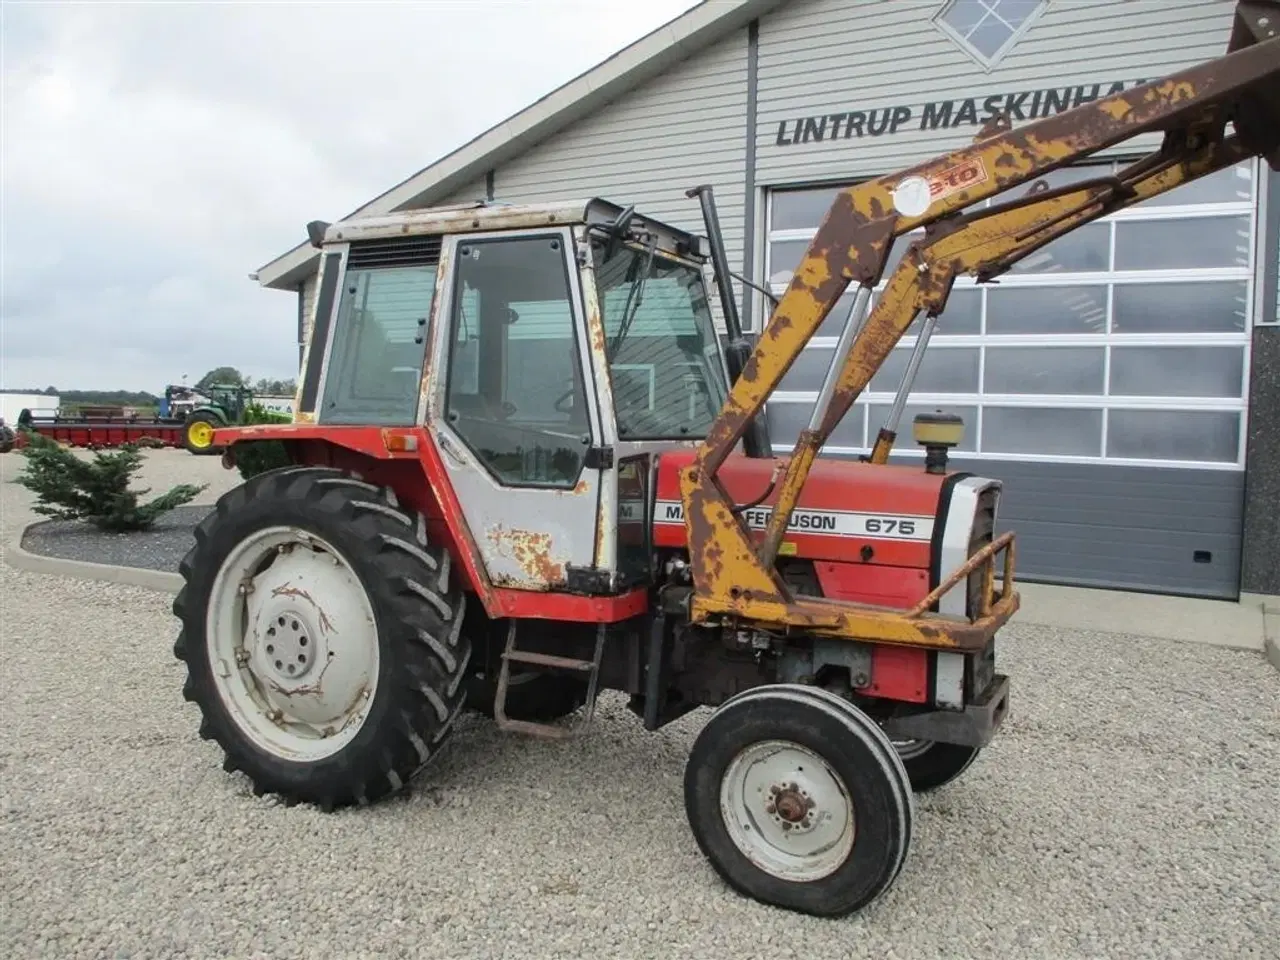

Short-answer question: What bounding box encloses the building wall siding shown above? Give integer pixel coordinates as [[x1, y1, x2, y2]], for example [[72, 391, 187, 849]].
[[299, 268, 319, 350], [484, 26, 752, 329], [438, 175, 492, 206], [754, 0, 1238, 187]]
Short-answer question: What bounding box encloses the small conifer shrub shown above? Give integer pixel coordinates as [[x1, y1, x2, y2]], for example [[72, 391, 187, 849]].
[[16, 433, 206, 532]]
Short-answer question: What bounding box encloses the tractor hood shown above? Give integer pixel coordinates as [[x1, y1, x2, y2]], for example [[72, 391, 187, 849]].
[[649, 449, 960, 571]]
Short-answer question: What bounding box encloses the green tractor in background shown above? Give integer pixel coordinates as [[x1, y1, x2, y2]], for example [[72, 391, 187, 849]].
[[180, 382, 253, 455]]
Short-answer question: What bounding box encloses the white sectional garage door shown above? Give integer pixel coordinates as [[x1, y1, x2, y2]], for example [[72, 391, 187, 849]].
[[762, 158, 1260, 599]]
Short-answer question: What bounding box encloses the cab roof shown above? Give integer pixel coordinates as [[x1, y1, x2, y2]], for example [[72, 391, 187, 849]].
[[312, 197, 709, 261]]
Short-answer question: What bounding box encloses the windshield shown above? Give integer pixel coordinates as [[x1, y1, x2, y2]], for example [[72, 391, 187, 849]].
[[593, 243, 729, 440]]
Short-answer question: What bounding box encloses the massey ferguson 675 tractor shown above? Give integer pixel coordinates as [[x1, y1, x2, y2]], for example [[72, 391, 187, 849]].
[[173, 6, 1278, 917]]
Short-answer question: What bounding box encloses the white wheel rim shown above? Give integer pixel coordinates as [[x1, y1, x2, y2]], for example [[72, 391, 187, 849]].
[[205, 525, 381, 762], [719, 739, 856, 882]]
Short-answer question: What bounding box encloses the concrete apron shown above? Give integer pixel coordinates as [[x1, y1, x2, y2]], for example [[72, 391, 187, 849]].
[[5, 519, 1279, 674]]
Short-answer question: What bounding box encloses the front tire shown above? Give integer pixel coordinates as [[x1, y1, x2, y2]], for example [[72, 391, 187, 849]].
[[684, 684, 913, 917], [172, 466, 471, 810]]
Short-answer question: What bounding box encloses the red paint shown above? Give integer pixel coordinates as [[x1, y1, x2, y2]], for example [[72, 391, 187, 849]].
[[217, 424, 418, 460], [653, 450, 943, 570], [20, 421, 185, 449], [864, 645, 929, 704], [255, 427, 500, 615], [491, 587, 650, 623], [814, 561, 929, 608]]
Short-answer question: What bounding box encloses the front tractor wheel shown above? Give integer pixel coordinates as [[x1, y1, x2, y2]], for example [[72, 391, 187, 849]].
[[684, 684, 913, 917], [172, 466, 471, 810]]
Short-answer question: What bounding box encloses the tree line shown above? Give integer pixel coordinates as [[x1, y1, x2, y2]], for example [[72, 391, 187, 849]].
[[1, 367, 298, 408]]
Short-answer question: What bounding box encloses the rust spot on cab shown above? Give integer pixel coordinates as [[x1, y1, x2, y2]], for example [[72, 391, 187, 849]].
[[485, 525, 565, 584]]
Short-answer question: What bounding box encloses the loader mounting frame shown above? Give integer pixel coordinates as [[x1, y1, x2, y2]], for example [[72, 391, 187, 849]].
[[680, 3, 1280, 651]]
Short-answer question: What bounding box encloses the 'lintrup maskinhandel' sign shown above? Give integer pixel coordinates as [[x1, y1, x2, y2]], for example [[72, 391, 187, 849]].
[[773, 79, 1146, 147]]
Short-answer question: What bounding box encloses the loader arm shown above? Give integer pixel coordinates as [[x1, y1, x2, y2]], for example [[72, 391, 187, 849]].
[[680, 2, 1280, 646]]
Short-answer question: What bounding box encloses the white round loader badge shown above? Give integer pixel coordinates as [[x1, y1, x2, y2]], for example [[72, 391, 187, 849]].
[[892, 176, 932, 217]]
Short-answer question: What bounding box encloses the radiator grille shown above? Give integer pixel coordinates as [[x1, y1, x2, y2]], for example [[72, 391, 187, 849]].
[[346, 235, 443, 270], [965, 486, 999, 618]]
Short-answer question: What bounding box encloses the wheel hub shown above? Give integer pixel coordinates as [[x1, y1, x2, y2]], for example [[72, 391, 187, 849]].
[[205, 527, 381, 762], [719, 740, 856, 882], [256, 607, 322, 683], [767, 781, 816, 831]]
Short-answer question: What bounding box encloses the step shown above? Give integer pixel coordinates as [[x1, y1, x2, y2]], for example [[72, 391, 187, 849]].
[[501, 650, 596, 672], [494, 716, 575, 740]]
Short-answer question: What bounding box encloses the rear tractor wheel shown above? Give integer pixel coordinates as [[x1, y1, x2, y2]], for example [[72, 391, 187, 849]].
[[183, 413, 221, 455], [172, 466, 472, 810], [684, 684, 913, 917]]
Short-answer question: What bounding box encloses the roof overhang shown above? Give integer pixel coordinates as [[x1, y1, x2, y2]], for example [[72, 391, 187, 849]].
[[254, 0, 786, 291]]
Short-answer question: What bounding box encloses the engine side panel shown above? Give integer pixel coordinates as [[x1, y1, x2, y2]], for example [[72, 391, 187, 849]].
[[652, 450, 945, 572]]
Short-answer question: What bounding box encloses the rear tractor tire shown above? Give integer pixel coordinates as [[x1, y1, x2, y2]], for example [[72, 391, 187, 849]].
[[183, 413, 221, 455], [684, 684, 914, 917], [172, 465, 472, 810]]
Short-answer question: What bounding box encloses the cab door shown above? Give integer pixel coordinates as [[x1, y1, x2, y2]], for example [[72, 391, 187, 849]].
[[426, 227, 608, 592]]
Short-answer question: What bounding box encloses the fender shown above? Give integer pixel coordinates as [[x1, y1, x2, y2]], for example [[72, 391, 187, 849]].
[[215, 424, 649, 624]]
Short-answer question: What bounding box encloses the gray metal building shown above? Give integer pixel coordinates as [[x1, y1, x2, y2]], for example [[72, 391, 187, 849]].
[[255, 0, 1280, 601]]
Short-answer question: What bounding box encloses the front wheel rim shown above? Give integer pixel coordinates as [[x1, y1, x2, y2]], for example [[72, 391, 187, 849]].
[[204, 525, 381, 763], [719, 739, 856, 882]]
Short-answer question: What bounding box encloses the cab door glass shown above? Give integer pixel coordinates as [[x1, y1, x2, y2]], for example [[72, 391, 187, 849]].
[[444, 235, 592, 488]]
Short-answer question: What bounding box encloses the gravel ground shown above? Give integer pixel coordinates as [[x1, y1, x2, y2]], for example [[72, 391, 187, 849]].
[[22, 504, 212, 571], [1, 448, 1278, 960]]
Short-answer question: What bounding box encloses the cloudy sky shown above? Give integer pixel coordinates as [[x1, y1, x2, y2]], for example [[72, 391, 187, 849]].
[[1, 0, 700, 393]]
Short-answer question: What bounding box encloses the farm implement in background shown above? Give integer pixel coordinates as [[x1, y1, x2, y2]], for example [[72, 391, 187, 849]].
[[10, 384, 295, 455]]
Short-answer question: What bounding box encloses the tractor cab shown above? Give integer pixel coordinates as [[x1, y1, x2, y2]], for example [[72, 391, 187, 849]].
[[203, 382, 253, 421], [293, 199, 739, 593]]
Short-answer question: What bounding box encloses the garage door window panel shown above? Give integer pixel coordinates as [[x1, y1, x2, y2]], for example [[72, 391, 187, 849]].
[[763, 158, 1256, 470], [1111, 282, 1248, 334], [1109, 346, 1245, 399], [986, 286, 1108, 335], [1114, 217, 1251, 271], [984, 346, 1105, 395], [1107, 409, 1240, 463], [982, 407, 1103, 457]]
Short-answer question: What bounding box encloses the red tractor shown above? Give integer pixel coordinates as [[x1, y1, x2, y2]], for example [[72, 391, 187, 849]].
[[173, 13, 1278, 917]]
